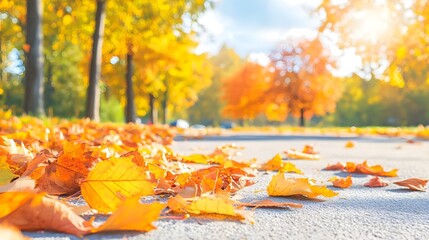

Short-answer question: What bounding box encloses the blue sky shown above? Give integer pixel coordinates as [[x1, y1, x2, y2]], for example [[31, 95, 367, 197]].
[[196, 0, 360, 74], [197, 0, 321, 57]]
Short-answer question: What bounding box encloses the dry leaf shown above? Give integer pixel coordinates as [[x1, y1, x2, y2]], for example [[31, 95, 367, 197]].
[[325, 161, 398, 177], [260, 154, 302, 174], [353, 160, 398, 177], [302, 145, 318, 154], [0, 156, 17, 186], [393, 178, 428, 191], [267, 172, 338, 199], [364, 176, 388, 187], [236, 199, 302, 209], [93, 195, 165, 233], [323, 162, 345, 171], [345, 141, 355, 148], [167, 195, 253, 223], [0, 192, 92, 236], [329, 175, 352, 188], [181, 154, 209, 164], [0, 177, 35, 193], [81, 157, 155, 213], [284, 150, 320, 160]]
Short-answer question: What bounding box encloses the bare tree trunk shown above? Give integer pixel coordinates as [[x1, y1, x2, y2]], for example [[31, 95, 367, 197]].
[[162, 84, 168, 124], [149, 94, 157, 124], [125, 49, 136, 123], [299, 108, 305, 127], [24, 0, 45, 116], [85, 0, 106, 121]]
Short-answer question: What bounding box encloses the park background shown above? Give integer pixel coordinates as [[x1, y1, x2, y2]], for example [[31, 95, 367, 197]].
[[1, 0, 429, 127]]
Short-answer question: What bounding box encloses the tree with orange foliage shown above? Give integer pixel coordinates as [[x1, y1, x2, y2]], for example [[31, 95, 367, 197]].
[[267, 38, 342, 126], [222, 62, 270, 122]]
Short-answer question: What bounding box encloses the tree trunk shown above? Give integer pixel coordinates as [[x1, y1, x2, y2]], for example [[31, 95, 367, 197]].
[[85, 0, 106, 121], [162, 84, 168, 124], [299, 108, 305, 127], [149, 94, 157, 124], [125, 50, 136, 123], [24, 0, 45, 116]]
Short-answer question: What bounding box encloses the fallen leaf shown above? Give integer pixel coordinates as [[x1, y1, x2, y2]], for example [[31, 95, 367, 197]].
[[235, 199, 302, 209], [393, 178, 428, 191], [364, 176, 388, 187], [0, 192, 92, 236], [37, 142, 98, 195], [302, 144, 318, 154], [0, 177, 35, 193], [260, 154, 302, 174], [167, 195, 253, 223], [181, 154, 209, 164], [329, 175, 352, 188], [284, 150, 320, 160], [345, 141, 355, 148], [81, 157, 155, 213], [354, 160, 398, 177], [323, 162, 345, 171], [93, 195, 165, 233], [0, 156, 17, 186], [267, 172, 338, 199]]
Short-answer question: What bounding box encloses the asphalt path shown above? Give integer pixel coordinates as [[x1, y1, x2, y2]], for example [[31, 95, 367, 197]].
[[28, 134, 429, 240]]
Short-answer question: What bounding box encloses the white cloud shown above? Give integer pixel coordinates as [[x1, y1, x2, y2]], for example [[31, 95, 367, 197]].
[[248, 52, 271, 66]]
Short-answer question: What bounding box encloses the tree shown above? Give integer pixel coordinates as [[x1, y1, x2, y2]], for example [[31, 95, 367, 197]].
[[86, 0, 106, 121], [267, 38, 342, 127], [188, 45, 243, 126], [24, 0, 44, 116], [222, 62, 270, 122]]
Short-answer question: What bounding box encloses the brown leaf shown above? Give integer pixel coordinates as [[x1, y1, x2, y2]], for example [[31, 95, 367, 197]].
[[393, 178, 428, 191], [364, 176, 388, 187], [323, 162, 345, 171], [0, 192, 92, 236]]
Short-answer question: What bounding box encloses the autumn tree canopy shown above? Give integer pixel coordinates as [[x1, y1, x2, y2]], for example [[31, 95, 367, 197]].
[[266, 38, 342, 126]]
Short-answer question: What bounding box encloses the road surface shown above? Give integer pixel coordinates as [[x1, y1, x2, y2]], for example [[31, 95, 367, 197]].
[[28, 134, 429, 240]]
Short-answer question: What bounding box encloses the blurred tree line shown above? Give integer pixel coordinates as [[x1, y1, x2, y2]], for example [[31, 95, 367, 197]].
[[0, 0, 212, 123], [2, 0, 429, 127]]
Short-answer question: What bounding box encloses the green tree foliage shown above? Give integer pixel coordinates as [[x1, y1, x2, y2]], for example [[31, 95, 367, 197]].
[[188, 45, 243, 125]]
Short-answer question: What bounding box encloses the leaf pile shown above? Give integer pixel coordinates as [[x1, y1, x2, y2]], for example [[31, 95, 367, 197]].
[[0, 114, 425, 237]]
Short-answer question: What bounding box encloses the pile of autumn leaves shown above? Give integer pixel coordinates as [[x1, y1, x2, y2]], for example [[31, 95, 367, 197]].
[[0, 113, 428, 238]]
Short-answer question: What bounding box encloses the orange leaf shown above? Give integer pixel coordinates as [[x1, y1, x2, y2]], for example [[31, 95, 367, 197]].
[[364, 176, 388, 187], [0, 192, 92, 236], [329, 175, 352, 188], [355, 160, 398, 177], [324, 162, 345, 171], [393, 178, 428, 191], [345, 141, 355, 148], [93, 196, 165, 233], [236, 199, 302, 209], [267, 172, 338, 199]]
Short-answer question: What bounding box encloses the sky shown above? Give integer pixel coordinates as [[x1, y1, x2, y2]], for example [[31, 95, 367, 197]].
[[196, 0, 360, 75], [196, 0, 322, 61]]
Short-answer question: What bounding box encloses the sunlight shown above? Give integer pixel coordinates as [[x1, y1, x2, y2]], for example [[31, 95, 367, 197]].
[[350, 9, 393, 44]]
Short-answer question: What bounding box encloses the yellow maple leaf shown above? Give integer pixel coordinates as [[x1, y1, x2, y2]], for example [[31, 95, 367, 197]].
[[167, 195, 253, 223], [93, 195, 165, 233], [81, 157, 155, 213], [0, 156, 17, 186], [181, 154, 209, 164], [260, 154, 302, 174], [267, 172, 338, 199]]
